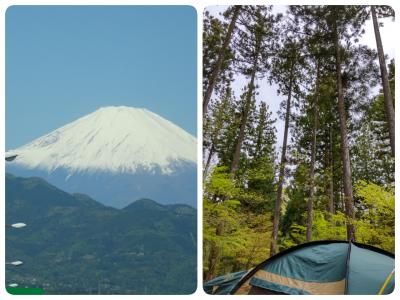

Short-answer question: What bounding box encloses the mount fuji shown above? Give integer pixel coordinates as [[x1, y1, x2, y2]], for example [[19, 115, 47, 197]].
[[6, 106, 197, 208]]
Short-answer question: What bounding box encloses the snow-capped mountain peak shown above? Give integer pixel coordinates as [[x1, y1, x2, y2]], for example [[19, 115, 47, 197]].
[[8, 106, 196, 175]]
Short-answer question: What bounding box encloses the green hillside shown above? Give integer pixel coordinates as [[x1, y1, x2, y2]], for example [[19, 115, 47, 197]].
[[5, 173, 197, 294]]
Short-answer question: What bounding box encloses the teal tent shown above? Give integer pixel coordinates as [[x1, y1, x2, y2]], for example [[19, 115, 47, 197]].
[[204, 240, 394, 295]]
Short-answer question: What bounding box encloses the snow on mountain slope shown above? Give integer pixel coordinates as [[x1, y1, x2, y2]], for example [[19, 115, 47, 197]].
[[8, 106, 196, 175]]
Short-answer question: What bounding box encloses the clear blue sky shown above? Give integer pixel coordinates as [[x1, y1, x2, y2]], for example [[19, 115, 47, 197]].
[[6, 5, 197, 149]]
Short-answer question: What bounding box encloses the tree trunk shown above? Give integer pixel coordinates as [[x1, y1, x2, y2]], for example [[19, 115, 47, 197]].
[[371, 5, 395, 157], [306, 61, 319, 242], [230, 43, 260, 178], [327, 125, 335, 215], [204, 89, 232, 178], [323, 129, 330, 217], [205, 220, 225, 281], [270, 60, 294, 256], [203, 6, 241, 117], [203, 145, 215, 178], [333, 18, 355, 241], [339, 178, 345, 213]]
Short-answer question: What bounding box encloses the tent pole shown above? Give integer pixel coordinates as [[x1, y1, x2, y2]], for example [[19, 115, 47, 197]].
[[378, 269, 395, 295], [344, 240, 352, 295]]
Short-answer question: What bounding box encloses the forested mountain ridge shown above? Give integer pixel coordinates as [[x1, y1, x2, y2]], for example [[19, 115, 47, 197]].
[[203, 5, 394, 280], [6, 173, 197, 294]]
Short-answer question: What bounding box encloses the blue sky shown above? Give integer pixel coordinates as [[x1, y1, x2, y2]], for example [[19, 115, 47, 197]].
[[6, 5, 197, 149]]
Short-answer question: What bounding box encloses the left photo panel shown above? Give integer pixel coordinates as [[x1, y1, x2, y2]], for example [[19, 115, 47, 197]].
[[5, 5, 197, 295]]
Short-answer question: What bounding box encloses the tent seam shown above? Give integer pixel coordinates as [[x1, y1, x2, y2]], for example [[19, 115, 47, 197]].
[[344, 241, 352, 295]]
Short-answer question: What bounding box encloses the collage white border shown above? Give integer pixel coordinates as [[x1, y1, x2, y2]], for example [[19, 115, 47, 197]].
[[0, 0, 398, 299]]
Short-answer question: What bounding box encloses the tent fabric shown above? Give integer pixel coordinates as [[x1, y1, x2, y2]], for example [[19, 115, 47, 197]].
[[234, 242, 348, 295], [244, 277, 310, 295], [347, 243, 395, 295], [203, 270, 248, 295], [260, 243, 349, 282], [204, 240, 394, 295], [249, 270, 345, 295]]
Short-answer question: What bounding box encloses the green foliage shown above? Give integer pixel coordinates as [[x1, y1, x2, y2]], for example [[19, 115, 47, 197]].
[[203, 167, 272, 279], [352, 60, 395, 186], [353, 181, 394, 252], [203, 11, 234, 96], [281, 181, 394, 253], [204, 166, 238, 199], [352, 59, 395, 187]]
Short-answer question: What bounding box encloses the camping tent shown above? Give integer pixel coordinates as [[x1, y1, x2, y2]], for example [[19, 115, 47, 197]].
[[204, 240, 394, 295]]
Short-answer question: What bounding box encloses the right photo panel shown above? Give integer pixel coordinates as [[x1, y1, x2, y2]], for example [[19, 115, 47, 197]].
[[203, 5, 395, 295]]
